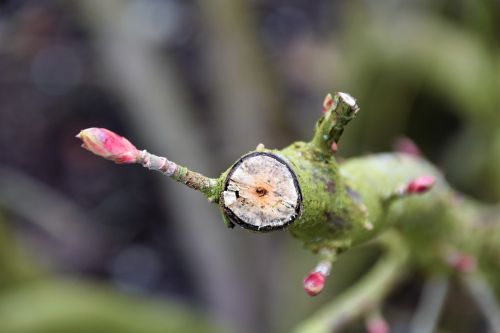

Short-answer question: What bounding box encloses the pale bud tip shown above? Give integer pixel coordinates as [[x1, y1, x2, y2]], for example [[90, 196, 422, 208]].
[[76, 127, 140, 164], [303, 271, 325, 296]]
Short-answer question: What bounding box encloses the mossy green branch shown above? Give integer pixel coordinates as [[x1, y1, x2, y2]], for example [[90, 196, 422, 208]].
[[309, 92, 360, 156], [78, 92, 500, 330], [77, 92, 494, 267]]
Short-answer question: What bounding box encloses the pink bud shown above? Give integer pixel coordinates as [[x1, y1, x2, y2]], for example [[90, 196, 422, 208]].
[[393, 137, 421, 157], [366, 317, 389, 333], [76, 128, 139, 164], [447, 252, 476, 273], [303, 271, 325, 296], [322, 93, 334, 113], [406, 176, 435, 194], [331, 142, 338, 154]]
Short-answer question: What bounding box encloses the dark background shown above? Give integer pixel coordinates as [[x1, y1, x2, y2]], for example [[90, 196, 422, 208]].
[[0, 0, 499, 332]]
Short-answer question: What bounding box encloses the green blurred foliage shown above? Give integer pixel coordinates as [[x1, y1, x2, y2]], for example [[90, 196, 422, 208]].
[[0, 215, 219, 333], [0, 281, 218, 333], [331, 1, 500, 202]]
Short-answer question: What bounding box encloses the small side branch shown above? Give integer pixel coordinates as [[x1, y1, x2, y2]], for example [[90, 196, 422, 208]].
[[77, 128, 218, 200], [409, 276, 449, 333], [310, 92, 360, 155], [462, 273, 500, 333], [384, 176, 436, 206], [293, 231, 408, 333], [138, 150, 218, 199], [303, 249, 337, 296]]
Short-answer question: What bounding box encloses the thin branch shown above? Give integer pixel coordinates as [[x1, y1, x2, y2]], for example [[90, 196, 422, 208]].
[[138, 150, 218, 200], [77, 128, 218, 199], [309, 92, 360, 155], [462, 273, 500, 333], [409, 276, 449, 333], [293, 231, 408, 333]]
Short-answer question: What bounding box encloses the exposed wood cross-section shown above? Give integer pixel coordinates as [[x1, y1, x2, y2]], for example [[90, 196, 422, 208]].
[[222, 152, 302, 231]]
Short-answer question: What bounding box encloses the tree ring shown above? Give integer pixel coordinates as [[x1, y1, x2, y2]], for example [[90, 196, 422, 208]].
[[221, 152, 302, 231]]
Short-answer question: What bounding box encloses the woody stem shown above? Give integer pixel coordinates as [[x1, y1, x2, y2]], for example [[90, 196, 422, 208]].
[[137, 150, 219, 201]]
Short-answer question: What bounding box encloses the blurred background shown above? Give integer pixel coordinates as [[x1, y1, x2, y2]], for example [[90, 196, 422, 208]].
[[0, 0, 499, 332]]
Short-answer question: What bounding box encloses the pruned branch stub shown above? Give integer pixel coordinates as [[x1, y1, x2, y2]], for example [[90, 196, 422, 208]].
[[221, 152, 302, 231]]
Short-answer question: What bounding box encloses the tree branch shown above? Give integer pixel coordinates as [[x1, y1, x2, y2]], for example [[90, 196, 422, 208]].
[[409, 276, 449, 333], [76, 89, 500, 324], [462, 273, 500, 333], [310, 92, 360, 155], [138, 150, 218, 200], [77, 128, 219, 200]]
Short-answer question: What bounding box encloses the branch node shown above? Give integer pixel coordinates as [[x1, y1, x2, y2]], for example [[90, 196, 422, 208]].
[[310, 92, 360, 156], [384, 175, 436, 205], [405, 176, 436, 194], [303, 248, 336, 296]]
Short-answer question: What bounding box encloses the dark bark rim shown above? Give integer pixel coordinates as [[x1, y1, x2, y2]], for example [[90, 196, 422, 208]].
[[221, 151, 303, 232]]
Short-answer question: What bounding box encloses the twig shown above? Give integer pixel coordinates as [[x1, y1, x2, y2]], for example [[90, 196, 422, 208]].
[[138, 150, 218, 199], [293, 231, 408, 333], [462, 273, 500, 333], [409, 276, 449, 333], [309, 92, 360, 156], [77, 128, 219, 200]]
